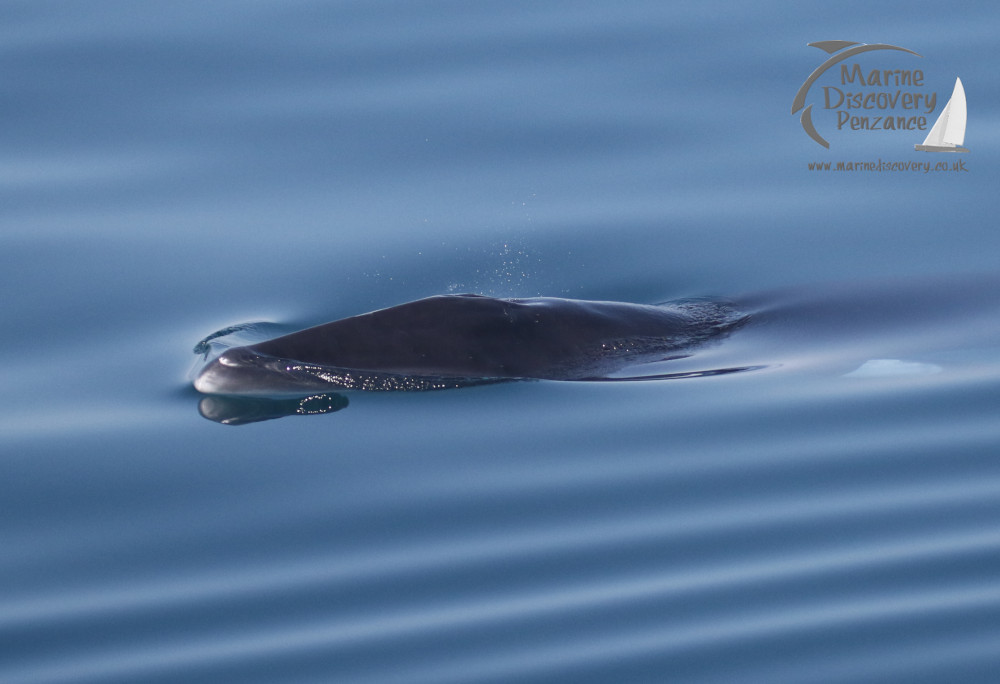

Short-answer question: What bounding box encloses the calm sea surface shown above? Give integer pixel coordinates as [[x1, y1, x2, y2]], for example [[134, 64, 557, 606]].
[[3, 1, 999, 682]]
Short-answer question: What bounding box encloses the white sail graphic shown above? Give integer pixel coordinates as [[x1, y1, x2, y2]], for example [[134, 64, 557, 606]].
[[915, 77, 969, 152]]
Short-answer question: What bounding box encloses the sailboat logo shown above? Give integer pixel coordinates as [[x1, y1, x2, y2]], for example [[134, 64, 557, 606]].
[[915, 77, 969, 152]]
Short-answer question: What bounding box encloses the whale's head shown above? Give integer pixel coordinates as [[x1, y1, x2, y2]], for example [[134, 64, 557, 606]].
[[194, 346, 329, 396]]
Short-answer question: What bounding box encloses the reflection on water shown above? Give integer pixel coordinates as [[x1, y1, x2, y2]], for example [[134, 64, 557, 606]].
[[194, 367, 769, 423], [199, 393, 349, 425]]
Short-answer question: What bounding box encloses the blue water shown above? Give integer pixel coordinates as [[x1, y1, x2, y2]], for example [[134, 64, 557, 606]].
[[3, 1, 1000, 682]]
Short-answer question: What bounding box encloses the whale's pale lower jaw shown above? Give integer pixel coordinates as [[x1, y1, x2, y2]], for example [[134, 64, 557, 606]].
[[194, 348, 317, 396], [193, 346, 501, 396]]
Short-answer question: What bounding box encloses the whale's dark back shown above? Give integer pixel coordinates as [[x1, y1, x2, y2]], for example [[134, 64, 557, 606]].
[[246, 294, 743, 381]]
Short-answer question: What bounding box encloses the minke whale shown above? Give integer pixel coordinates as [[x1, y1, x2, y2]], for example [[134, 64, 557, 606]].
[[193, 294, 747, 396]]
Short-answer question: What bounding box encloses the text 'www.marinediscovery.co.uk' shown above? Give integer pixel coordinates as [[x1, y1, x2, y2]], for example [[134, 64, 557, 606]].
[[807, 159, 969, 173]]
